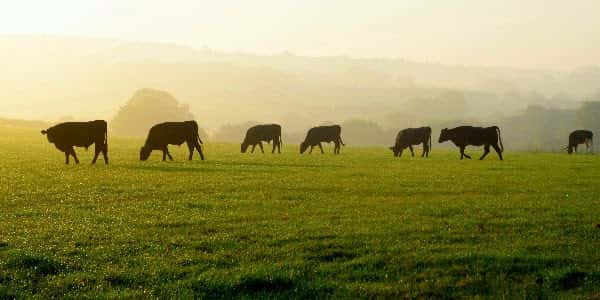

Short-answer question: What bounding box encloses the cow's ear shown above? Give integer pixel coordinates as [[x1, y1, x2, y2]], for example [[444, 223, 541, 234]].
[[41, 130, 47, 135]]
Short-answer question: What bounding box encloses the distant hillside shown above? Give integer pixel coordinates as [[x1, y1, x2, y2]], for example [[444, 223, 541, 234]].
[[1, 35, 597, 130]]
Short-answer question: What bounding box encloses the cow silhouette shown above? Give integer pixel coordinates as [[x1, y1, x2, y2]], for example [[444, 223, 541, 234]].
[[300, 125, 345, 154], [241, 124, 282, 154], [389, 127, 432, 157], [140, 121, 204, 161], [439, 126, 504, 160], [41, 120, 108, 164], [567, 130, 593, 154]]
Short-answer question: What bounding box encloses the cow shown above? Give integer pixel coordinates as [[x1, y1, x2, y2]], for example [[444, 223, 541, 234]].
[[41, 120, 108, 164], [241, 124, 282, 154], [567, 130, 593, 154], [300, 125, 345, 154], [140, 121, 205, 161], [438, 126, 504, 160], [389, 126, 432, 158]]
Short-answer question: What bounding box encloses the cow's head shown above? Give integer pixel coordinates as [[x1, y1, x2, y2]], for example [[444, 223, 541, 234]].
[[438, 128, 450, 143], [41, 129, 54, 143], [567, 146, 574, 154], [389, 146, 400, 157], [300, 141, 309, 154], [241, 142, 249, 153], [140, 146, 151, 161]]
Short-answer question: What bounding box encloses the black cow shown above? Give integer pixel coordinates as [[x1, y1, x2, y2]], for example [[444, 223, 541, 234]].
[[439, 126, 504, 160], [41, 120, 108, 164], [567, 130, 593, 154], [241, 124, 282, 154], [300, 125, 345, 154], [140, 121, 204, 161], [389, 126, 432, 157]]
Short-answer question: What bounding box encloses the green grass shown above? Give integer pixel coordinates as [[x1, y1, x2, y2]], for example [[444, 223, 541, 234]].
[[0, 126, 599, 298]]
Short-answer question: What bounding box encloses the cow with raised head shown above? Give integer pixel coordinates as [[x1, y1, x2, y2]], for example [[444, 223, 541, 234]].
[[438, 126, 504, 160], [300, 125, 345, 154], [389, 126, 432, 158], [140, 121, 204, 161], [241, 124, 282, 154], [567, 130, 593, 154], [41, 120, 108, 164]]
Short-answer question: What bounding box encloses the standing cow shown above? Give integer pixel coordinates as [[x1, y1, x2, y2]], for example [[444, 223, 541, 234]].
[[41, 120, 108, 164], [241, 124, 282, 154], [140, 121, 204, 161], [300, 125, 345, 154], [438, 126, 504, 160], [389, 126, 432, 157], [567, 130, 593, 154]]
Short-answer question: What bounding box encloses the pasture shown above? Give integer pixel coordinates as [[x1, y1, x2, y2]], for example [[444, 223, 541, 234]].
[[0, 126, 598, 298]]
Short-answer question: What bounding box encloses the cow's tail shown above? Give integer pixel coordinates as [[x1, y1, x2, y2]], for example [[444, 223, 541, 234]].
[[104, 126, 108, 152], [494, 126, 504, 152], [428, 132, 432, 151], [279, 134, 283, 147], [339, 136, 345, 146]]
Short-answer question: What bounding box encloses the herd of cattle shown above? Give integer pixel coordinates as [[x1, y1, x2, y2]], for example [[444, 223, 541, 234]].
[[40, 120, 594, 164]]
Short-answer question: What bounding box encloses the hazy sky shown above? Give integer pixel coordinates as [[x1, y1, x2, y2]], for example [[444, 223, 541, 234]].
[[2, 0, 599, 69]]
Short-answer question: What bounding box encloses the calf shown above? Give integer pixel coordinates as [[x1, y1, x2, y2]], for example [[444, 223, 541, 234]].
[[300, 125, 345, 154], [567, 130, 593, 154], [241, 124, 282, 154], [438, 126, 504, 160], [140, 121, 204, 161], [389, 126, 432, 157], [41, 120, 108, 164]]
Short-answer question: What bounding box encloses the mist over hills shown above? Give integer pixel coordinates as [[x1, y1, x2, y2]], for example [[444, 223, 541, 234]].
[[1, 35, 599, 135]]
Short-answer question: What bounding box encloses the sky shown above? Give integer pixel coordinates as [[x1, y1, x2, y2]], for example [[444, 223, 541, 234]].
[[1, 0, 600, 70]]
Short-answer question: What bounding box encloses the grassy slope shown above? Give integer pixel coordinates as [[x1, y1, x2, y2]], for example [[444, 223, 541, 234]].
[[0, 127, 598, 298]]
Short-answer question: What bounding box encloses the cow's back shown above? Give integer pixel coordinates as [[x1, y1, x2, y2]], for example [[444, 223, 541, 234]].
[[307, 125, 341, 143], [146, 122, 195, 148], [247, 124, 281, 141], [48, 121, 106, 147]]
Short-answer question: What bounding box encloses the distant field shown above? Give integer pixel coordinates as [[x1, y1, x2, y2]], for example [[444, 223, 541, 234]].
[[0, 126, 598, 298]]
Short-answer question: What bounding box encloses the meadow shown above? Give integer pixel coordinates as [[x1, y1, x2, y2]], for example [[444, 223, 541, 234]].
[[0, 126, 598, 298]]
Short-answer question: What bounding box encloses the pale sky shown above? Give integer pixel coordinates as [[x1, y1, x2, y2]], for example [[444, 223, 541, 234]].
[[1, 0, 599, 70]]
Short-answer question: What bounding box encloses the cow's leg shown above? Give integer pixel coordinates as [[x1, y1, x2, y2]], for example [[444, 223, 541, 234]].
[[162, 149, 167, 161], [251, 144, 256, 154], [318, 143, 324, 154], [92, 143, 101, 164], [309, 145, 314, 154], [272, 141, 276, 154], [166, 148, 174, 161], [460, 146, 471, 159], [409, 145, 415, 157], [480, 144, 490, 160], [575, 144, 578, 153], [492, 144, 503, 160], [187, 142, 194, 160], [102, 143, 109, 164], [70, 147, 80, 164], [258, 142, 264, 154], [278, 140, 281, 154], [398, 148, 404, 157], [334, 141, 340, 154], [194, 141, 205, 160], [65, 151, 70, 164]]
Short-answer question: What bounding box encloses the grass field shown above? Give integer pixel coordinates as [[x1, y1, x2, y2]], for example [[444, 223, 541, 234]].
[[0, 126, 599, 298]]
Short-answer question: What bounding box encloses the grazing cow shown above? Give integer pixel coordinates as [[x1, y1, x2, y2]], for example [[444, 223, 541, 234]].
[[140, 121, 204, 161], [567, 130, 593, 154], [41, 120, 108, 164], [300, 125, 345, 154], [241, 124, 282, 154], [438, 126, 504, 160], [389, 126, 432, 157]]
